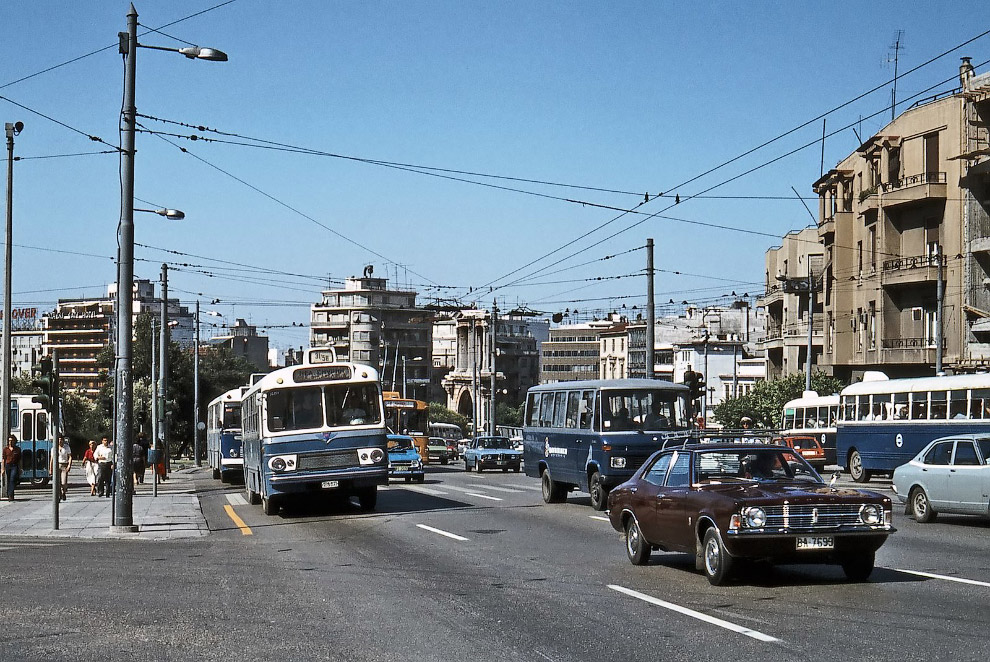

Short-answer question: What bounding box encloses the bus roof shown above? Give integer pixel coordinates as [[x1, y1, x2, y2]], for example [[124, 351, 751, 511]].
[[245, 362, 380, 394], [782, 393, 839, 408], [528, 378, 689, 393], [208, 387, 244, 408], [841, 373, 990, 396]]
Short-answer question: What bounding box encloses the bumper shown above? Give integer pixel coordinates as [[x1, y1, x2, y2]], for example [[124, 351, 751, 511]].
[[220, 458, 244, 468], [268, 467, 387, 494], [478, 458, 521, 469], [389, 466, 425, 479], [723, 528, 894, 561]]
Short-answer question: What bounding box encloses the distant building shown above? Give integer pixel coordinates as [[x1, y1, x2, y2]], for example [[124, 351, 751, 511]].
[[540, 320, 614, 383], [310, 272, 434, 395], [209, 318, 270, 371]]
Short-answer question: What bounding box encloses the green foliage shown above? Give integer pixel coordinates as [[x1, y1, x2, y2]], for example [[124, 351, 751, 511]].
[[428, 402, 469, 432], [496, 402, 524, 427], [713, 372, 845, 429]]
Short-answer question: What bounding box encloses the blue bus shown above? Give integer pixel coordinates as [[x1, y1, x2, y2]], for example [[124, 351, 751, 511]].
[[241, 348, 389, 516], [837, 372, 990, 482], [523, 379, 691, 510], [206, 387, 245, 483], [9, 395, 53, 486]]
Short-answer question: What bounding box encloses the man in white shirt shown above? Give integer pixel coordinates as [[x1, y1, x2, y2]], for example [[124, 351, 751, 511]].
[[56, 436, 72, 500], [94, 437, 113, 498]]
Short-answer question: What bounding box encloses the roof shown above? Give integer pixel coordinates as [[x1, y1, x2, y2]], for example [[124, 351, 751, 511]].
[[528, 378, 689, 392], [782, 393, 840, 408], [841, 373, 990, 396]]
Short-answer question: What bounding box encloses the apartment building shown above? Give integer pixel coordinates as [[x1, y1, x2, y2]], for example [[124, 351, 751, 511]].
[[813, 58, 990, 380]]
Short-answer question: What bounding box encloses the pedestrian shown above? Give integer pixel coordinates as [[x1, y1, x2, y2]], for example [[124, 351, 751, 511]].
[[56, 436, 72, 500], [82, 440, 98, 496], [3, 435, 21, 501], [94, 436, 113, 498], [132, 438, 146, 487]]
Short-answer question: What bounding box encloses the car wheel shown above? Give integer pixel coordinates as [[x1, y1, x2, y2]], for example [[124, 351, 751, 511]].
[[464, 459, 472, 472], [476, 461, 484, 473], [849, 450, 872, 483], [513, 466, 520, 473], [625, 518, 651, 565], [262, 494, 279, 516], [357, 488, 378, 511], [416, 474, 425, 483], [541, 470, 567, 504], [840, 551, 875, 582], [441, 458, 448, 465], [502, 468, 508, 472], [405, 476, 411, 483], [702, 528, 734, 586], [910, 486, 937, 523], [588, 471, 608, 512]]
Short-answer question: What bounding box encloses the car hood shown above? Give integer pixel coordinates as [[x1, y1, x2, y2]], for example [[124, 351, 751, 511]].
[[388, 449, 420, 461], [475, 448, 522, 456], [698, 482, 888, 504]]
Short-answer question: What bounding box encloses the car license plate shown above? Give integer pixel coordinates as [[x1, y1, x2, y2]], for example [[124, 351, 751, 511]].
[[796, 536, 834, 550], [321, 480, 339, 489]]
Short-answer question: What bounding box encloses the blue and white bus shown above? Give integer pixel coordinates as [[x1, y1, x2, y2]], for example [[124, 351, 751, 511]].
[[241, 348, 389, 515], [837, 372, 990, 482], [206, 387, 245, 483], [523, 378, 691, 510], [779, 392, 839, 466], [9, 395, 53, 486]]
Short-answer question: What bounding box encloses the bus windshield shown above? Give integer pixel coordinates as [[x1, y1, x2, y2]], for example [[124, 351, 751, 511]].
[[600, 389, 683, 431], [223, 403, 242, 430], [266, 384, 381, 432]]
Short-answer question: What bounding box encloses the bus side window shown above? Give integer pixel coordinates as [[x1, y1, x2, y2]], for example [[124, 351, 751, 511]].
[[21, 412, 33, 442], [36, 412, 48, 440], [526, 393, 541, 427], [949, 390, 968, 419], [910, 394, 928, 420], [579, 391, 594, 429], [539, 392, 554, 427], [930, 391, 947, 420], [565, 392, 579, 429], [552, 392, 567, 428], [971, 389, 990, 419]]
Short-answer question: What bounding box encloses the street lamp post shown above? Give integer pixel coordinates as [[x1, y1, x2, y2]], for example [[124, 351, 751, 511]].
[[112, 4, 225, 532], [2, 120, 23, 499]]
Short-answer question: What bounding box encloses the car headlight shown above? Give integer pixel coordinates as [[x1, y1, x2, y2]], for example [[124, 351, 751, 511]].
[[860, 503, 882, 525], [411, 460, 421, 468], [742, 506, 767, 528], [611, 457, 626, 469]]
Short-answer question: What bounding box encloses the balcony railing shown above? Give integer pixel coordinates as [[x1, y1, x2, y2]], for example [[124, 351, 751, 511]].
[[881, 337, 945, 350], [880, 171, 946, 192], [882, 254, 944, 272]]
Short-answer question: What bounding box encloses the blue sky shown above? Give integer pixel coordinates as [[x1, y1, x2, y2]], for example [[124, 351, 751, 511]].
[[2, 1, 987, 352]]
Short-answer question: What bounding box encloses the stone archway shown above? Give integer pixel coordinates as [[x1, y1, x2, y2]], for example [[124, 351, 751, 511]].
[[456, 389, 473, 419]]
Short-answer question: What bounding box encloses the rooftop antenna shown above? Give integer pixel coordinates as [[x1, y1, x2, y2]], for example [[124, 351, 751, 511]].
[[887, 30, 905, 122]]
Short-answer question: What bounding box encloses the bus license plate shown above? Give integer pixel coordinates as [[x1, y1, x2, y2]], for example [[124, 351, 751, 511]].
[[321, 480, 339, 489], [796, 536, 833, 550]]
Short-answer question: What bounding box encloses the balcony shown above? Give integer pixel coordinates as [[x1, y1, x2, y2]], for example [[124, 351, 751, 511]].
[[881, 336, 945, 365], [881, 254, 942, 288], [880, 171, 947, 210]]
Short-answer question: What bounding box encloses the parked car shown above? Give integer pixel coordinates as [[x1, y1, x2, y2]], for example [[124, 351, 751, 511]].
[[607, 443, 895, 585], [772, 435, 827, 473], [463, 436, 522, 473], [426, 437, 455, 465], [892, 434, 990, 523], [387, 435, 424, 483]]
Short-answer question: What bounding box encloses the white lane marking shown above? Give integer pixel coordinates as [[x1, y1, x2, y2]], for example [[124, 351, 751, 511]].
[[417, 524, 469, 541], [468, 483, 525, 494], [225, 493, 247, 506], [404, 485, 450, 496], [589, 515, 610, 522], [465, 492, 502, 501], [507, 484, 543, 492], [894, 568, 990, 588], [443, 485, 503, 500], [608, 585, 781, 643]]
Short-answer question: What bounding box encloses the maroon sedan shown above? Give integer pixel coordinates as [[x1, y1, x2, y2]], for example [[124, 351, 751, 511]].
[[607, 443, 895, 585]]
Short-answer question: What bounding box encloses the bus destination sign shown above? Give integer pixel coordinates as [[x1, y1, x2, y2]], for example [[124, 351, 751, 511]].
[[294, 366, 352, 383]]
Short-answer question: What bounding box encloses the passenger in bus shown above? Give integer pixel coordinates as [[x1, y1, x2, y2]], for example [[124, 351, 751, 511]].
[[612, 407, 633, 431], [643, 401, 669, 430], [3, 435, 21, 501]]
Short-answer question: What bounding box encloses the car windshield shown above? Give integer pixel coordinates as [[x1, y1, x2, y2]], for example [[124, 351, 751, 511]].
[[429, 438, 445, 446], [387, 437, 414, 451], [480, 437, 511, 449], [694, 448, 822, 483]]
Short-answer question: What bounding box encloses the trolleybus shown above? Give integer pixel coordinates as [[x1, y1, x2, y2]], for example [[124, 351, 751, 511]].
[[779, 392, 839, 466], [383, 392, 430, 463], [241, 348, 389, 515], [9, 395, 53, 486], [206, 387, 245, 483]]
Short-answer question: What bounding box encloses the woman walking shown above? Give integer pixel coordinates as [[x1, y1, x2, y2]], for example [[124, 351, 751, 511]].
[[82, 440, 98, 496]]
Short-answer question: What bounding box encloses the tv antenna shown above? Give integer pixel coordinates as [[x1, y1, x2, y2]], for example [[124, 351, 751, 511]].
[[886, 30, 905, 122]]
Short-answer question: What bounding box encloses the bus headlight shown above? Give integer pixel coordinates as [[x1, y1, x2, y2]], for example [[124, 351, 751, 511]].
[[267, 455, 296, 472], [228, 449, 239, 458], [742, 506, 767, 528], [611, 457, 626, 469], [358, 448, 385, 465], [860, 504, 882, 525]]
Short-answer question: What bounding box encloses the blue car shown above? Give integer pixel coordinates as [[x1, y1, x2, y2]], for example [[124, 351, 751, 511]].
[[388, 435, 425, 483], [464, 436, 522, 473]]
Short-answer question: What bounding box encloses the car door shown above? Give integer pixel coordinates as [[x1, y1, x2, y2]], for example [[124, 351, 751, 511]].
[[633, 453, 671, 545], [948, 441, 986, 515], [920, 440, 953, 509], [655, 451, 693, 552]]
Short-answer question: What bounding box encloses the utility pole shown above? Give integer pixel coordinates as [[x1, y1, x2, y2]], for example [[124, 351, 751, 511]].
[[2, 120, 22, 500], [471, 318, 478, 436], [806, 270, 814, 393], [194, 300, 201, 466], [936, 243, 944, 374], [151, 317, 158, 497], [160, 263, 169, 473], [490, 300, 497, 435], [646, 238, 655, 379]]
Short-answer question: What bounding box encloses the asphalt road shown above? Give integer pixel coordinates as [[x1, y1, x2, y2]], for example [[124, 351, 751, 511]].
[[1, 466, 987, 661]]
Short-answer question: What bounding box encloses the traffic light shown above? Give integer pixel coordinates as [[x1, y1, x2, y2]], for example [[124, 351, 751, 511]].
[[682, 370, 706, 402], [31, 356, 54, 410]]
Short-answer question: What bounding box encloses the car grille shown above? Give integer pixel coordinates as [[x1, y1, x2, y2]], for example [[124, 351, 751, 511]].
[[482, 454, 515, 462], [296, 450, 359, 471], [391, 460, 413, 467], [763, 504, 865, 529]]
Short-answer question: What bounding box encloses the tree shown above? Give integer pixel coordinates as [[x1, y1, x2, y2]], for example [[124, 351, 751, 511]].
[[713, 372, 845, 429], [496, 402, 524, 427], [428, 402, 469, 432]]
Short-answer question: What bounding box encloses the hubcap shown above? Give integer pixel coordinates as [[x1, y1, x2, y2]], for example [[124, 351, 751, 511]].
[[627, 524, 640, 554], [705, 537, 720, 574], [914, 493, 927, 516]]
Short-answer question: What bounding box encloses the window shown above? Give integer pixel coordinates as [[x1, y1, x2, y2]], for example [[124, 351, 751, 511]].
[[869, 226, 877, 272], [922, 441, 952, 465], [643, 453, 672, 486], [526, 393, 541, 426], [580, 391, 594, 429], [538, 392, 555, 427], [948, 390, 969, 419], [971, 390, 990, 419], [910, 393, 928, 420], [953, 441, 980, 466], [857, 395, 871, 421], [21, 412, 33, 441], [665, 452, 691, 487], [552, 392, 567, 428], [36, 412, 47, 441], [325, 384, 382, 427], [565, 392, 580, 428], [868, 302, 877, 350], [266, 387, 324, 432], [929, 391, 947, 420]]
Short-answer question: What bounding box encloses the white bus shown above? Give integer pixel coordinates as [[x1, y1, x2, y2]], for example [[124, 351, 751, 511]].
[[779, 392, 839, 466]]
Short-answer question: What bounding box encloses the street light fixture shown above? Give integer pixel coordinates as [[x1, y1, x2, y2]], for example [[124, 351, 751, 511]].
[[112, 3, 225, 533], [134, 207, 185, 220]]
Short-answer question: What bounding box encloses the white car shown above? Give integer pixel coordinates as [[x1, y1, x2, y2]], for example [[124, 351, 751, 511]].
[[892, 434, 990, 522]]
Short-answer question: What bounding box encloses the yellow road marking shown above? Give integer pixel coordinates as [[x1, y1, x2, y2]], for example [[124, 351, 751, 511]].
[[223, 504, 253, 535]]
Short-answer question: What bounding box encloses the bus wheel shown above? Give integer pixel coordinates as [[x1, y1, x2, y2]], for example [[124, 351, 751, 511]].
[[357, 488, 378, 511], [262, 494, 279, 516], [541, 470, 567, 504], [219, 471, 229, 484], [848, 450, 872, 483], [589, 471, 608, 511], [245, 480, 260, 506], [30, 475, 48, 487], [212, 467, 220, 480]]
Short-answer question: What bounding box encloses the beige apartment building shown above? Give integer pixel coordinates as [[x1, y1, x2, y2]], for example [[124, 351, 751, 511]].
[[811, 58, 990, 380]]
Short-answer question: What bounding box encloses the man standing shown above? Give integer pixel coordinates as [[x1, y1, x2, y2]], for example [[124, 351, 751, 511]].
[[94, 436, 113, 498], [56, 436, 72, 500], [3, 435, 21, 501]]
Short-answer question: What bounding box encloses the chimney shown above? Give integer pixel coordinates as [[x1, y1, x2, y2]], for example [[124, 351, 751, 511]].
[[960, 56, 974, 90]]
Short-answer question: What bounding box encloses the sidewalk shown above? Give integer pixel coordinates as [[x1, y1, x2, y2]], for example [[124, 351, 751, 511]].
[[0, 464, 209, 541]]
